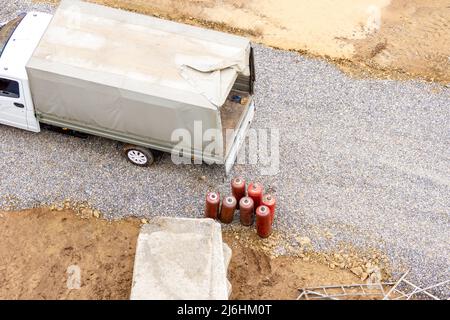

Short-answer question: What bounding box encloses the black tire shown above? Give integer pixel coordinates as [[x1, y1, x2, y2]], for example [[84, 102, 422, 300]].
[[123, 144, 155, 167]]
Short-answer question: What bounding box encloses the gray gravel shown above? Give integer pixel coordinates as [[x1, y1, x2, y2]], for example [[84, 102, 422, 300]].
[[1, 0, 449, 296], [0, 0, 54, 18]]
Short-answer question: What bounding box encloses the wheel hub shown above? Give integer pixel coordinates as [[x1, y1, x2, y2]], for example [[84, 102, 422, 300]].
[[127, 150, 148, 165]]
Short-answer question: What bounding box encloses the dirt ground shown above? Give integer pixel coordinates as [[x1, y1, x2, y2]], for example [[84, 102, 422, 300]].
[[350, 0, 450, 82], [0, 208, 373, 300], [0, 208, 140, 299], [38, 0, 450, 83], [222, 233, 377, 300]]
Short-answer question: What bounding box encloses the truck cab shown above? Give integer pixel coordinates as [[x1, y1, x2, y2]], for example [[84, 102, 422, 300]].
[[0, 12, 53, 132]]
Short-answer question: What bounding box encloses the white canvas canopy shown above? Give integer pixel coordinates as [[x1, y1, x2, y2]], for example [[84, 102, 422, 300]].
[[25, 0, 253, 159], [27, 0, 251, 110]]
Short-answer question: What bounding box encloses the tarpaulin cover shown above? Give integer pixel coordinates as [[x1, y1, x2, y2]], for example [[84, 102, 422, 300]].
[[26, 0, 250, 148]]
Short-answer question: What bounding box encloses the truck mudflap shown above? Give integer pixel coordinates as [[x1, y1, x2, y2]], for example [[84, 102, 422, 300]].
[[224, 100, 255, 175]]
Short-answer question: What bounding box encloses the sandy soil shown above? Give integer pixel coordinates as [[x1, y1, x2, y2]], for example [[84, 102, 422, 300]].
[[0, 208, 140, 299], [222, 233, 376, 300], [351, 0, 450, 82], [44, 0, 446, 83], [0, 208, 372, 300]]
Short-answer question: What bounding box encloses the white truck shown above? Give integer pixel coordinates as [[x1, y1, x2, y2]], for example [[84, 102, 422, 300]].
[[0, 0, 255, 173]]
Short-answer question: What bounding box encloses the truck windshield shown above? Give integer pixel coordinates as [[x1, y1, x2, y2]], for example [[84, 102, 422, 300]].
[[0, 13, 26, 58]]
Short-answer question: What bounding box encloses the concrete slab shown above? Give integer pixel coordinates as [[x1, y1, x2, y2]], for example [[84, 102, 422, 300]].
[[222, 243, 233, 298], [130, 217, 231, 300]]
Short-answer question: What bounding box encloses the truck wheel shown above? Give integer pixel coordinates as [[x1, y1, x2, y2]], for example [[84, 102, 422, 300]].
[[123, 145, 154, 167]]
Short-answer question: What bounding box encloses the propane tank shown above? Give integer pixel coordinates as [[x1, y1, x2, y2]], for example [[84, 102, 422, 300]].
[[239, 196, 254, 226], [247, 182, 264, 208], [205, 192, 220, 219], [220, 196, 237, 224], [261, 194, 276, 223], [231, 177, 246, 208], [256, 205, 272, 238]]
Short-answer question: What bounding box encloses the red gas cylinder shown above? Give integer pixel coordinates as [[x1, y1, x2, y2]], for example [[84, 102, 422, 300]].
[[256, 205, 272, 238], [231, 177, 246, 208], [239, 196, 254, 226], [205, 192, 220, 219], [220, 196, 237, 224], [247, 182, 264, 208], [261, 194, 276, 223]]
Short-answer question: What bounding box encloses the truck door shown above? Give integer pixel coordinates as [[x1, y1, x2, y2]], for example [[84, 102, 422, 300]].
[[0, 77, 27, 130]]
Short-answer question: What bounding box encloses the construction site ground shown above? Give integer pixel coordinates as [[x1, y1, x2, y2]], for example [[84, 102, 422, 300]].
[[0, 208, 371, 300]]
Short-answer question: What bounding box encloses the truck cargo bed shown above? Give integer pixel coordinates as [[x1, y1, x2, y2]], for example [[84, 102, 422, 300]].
[[220, 90, 252, 158]]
